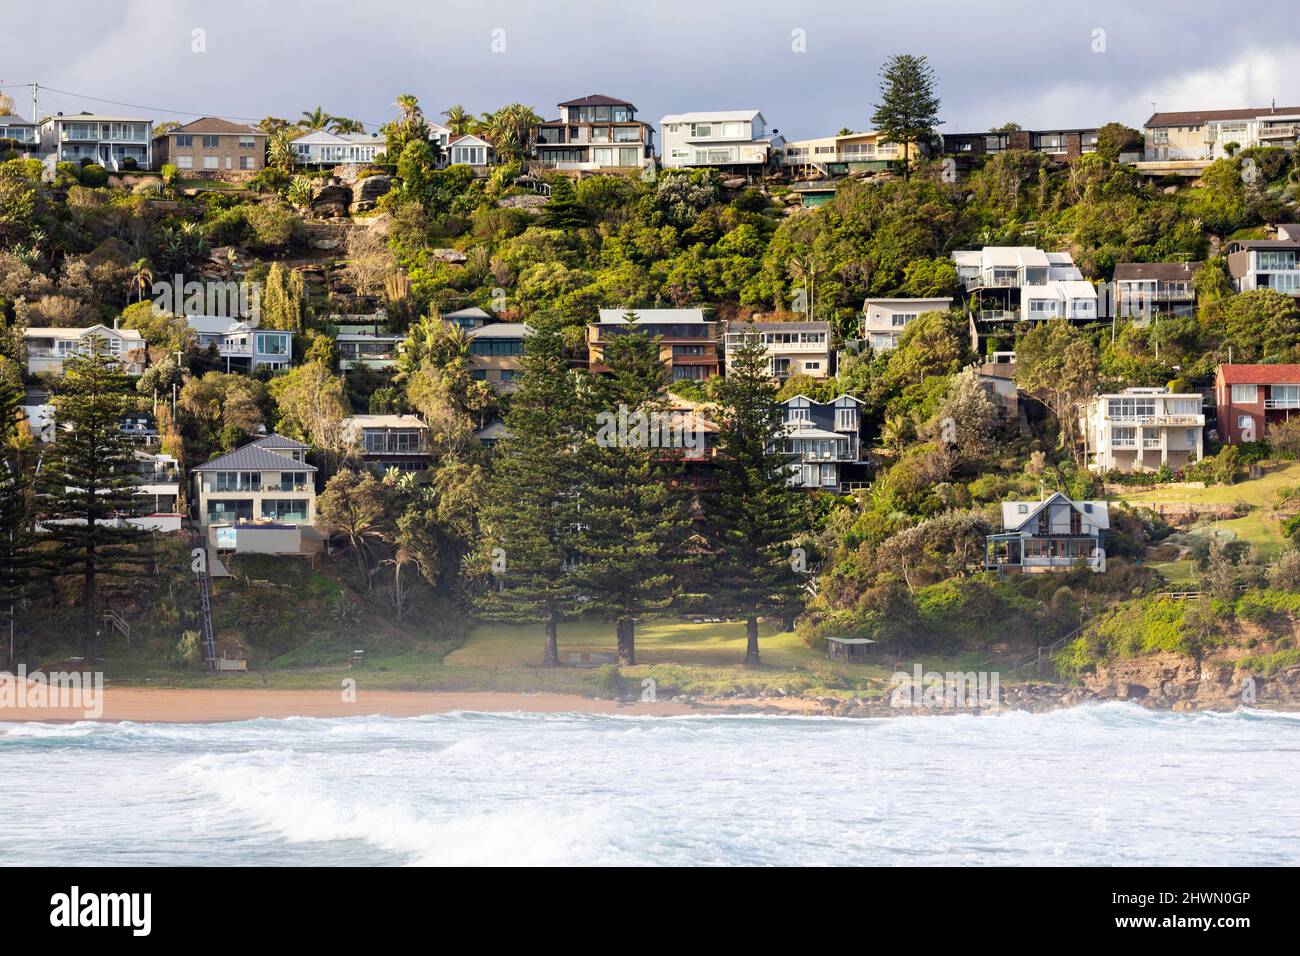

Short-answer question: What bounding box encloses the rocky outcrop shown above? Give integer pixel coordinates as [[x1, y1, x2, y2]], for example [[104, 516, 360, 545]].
[[429, 248, 467, 264], [310, 183, 352, 218], [350, 175, 394, 214], [1084, 652, 1300, 711]]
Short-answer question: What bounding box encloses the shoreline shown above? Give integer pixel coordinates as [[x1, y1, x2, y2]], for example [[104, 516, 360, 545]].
[[0, 682, 1293, 724]]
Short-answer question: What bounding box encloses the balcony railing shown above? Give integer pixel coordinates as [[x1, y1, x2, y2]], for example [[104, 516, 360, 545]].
[[1264, 398, 1300, 409], [1259, 125, 1298, 139], [1105, 414, 1204, 426], [975, 309, 1021, 321]]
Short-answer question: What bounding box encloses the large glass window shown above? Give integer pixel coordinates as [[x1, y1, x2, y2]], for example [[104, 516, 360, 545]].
[[207, 499, 253, 522], [262, 499, 309, 523], [256, 333, 289, 355], [469, 338, 523, 357], [211, 471, 261, 492], [1231, 384, 1259, 404]]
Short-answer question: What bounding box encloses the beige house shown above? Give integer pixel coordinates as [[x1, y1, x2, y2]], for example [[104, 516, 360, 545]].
[[467, 322, 532, 390], [724, 320, 831, 379], [1080, 387, 1205, 474], [781, 130, 912, 173], [861, 298, 953, 350], [154, 117, 266, 174], [1144, 106, 1300, 161], [24, 325, 146, 377], [191, 434, 316, 539]]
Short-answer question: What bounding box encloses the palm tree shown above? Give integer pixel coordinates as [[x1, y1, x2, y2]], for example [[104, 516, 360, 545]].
[[329, 116, 366, 135], [299, 106, 331, 130], [268, 128, 296, 172], [441, 104, 473, 135], [129, 259, 153, 304], [394, 94, 422, 124]]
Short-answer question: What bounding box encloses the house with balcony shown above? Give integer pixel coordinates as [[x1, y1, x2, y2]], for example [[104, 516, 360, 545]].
[[153, 117, 266, 175], [724, 319, 831, 380], [0, 113, 38, 151], [38, 112, 152, 170], [291, 130, 386, 166], [1215, 364, 1300, 444], [781, 130, 910, 175], [187, 315, 293, 373], [777, 394, 867, 491], [1143, 106, 1300, 162], [588, 309, 720, 383], [467, 322, 531, 390], [659, 110, 782, 175], [334, 319, 405, 371], [1079, 387, 1204, 474], [986, 492, 1108, 574], [343, 414, 432, 473], [1113, 262, 1200, 318], [23, 325, 146, 377], [942, 127, 1102, 162], [1224, 239, 1300, 297], [861, 297, 953, 350], [125, 449, 182, 532], [952, 246, 1093, 356], [191, 434, 317, 552], [533, 94, 654, 173]]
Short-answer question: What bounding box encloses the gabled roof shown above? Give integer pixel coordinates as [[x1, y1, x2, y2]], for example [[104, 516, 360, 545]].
[[558, 94, 636, 109], [292, 130, 382, 146], [0, 113, 35, 126], [164, 117, 261, 136], [1217, 364, 1300, 385], [448, 134, 493, 147], [1001, 492, 1109, 532], [1145, 107, 1300, 128], [24, 325, 145, 342], [342, 414, 427, 430], [443, 306, 491, 320], [1113, 262, 1201, 282], [193, 441, 316, 473], [186, 314, 253, 336]]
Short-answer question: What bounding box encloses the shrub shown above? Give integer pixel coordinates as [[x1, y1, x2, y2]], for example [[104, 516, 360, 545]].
[[78, 163, 108, 187]]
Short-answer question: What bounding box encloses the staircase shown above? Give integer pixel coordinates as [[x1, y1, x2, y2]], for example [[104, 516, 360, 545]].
[[195, 561, 218, 673], [102, 609, 130, 641]]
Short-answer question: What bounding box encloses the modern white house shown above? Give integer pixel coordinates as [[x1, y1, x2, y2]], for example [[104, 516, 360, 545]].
[[38, 112, 152, 170], [953, 247, 1094, 357], [1224, 239, 1300, 297], [986, 492, 1108, 574], [659, 110, 782, 172], [861, 297, 953, 350], [23, 326, 147, 377], [291, 130, 386, 166], [724, 320, 831, 380], [191, 434, 317, 550], [1021, 280, 1099, 321], [1079, 387, 1205, 474], [188, 315, 293, 373]]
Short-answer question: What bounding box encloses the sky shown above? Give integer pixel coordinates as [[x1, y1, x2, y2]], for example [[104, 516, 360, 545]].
[[3, 0, 1300, 141]]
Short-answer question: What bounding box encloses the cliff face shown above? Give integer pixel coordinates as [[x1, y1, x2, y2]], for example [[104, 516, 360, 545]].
[[1084, 653, 1300, 710]]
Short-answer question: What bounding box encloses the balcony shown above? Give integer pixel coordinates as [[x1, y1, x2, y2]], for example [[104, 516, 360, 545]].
[[1259, 125, 1298, 139], [975, 309, 1021, 322], [1106, 414, 1204, 426], [1264, 398, 1300, 410]]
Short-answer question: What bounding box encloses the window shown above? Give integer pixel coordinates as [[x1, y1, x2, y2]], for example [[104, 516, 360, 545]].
[[1107, 397, 1156, 420], [891, 312, 916, 328], [207, 500, 253, 523], [469, 338, 523, 357], [1231, 384, 1259, 404], [240, 156, 255, 170], [593, 148, 614, 166], [613, 126, 641, 143], [256, 333, 289, 356], [805, 361, 821, 371], [176, 156, 193, 169], [211, 471, 261, 492], [203, 155, 218, 169], [239, 136, 255, 148], [175, 134, 192, 148], [835, 406, 857, 431], [1111, 427, 1137, 448], [202, 135, 219, 148], [262, 499, 309, 523], [691, 124, 712, 138]]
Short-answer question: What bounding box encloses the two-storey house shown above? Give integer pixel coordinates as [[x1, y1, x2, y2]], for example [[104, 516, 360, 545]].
[[780, 129, 910, 175], [778, 395, 867, 491], [188, 315, 292, 373], [192, 434, 316, 549], [1144, 106, 1300, 161], [724, 319, 831, 380], [861, 297, 953, 350], [467, 322, 531, 390], [291, 130, 387, 166], [343, 415, 432, 473], [334, 318, 405, 372], [38, 112, 152, 170], [588, 309, 720, 383], [23, 325, 146, 377], [1224, 239, 1300, 297], [659, 111, 782, 174], [533, 94, 654, 173], [1215, 364, 1300, 444], [1079, 387, 1205, 474], [1113, 262, 1200, 318], [153, 117, 266, 175], [986, 492, 1108, 574]]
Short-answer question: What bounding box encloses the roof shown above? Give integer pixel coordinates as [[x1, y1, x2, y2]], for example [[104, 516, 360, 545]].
[[474, 421, 511, 441], [448, 134, 492, 147], [1021, 280, 1098, 300], [1113, 262, 1201, 281], [40, 112, 150, 124], [660, 110, 762, 124], [732, 320, 829, 333], [862, 297, 953, 309], [466, 322, 531, 338], [251, 433, 308, 450], [598, 308, 706, 325], [443, 307, 491, 320], [292, 130, 382, 146], [164, 117, 261, 136], [1001, 492, 1109, 532], [826, 636, 876, 645], [193, 442, 317, 473], [977, 363, 1017, 380], [1224, 239, 1300, 251], [186, 314, 252, 336], [24, 325, 145, 341], [343, 414, 427, 430], [0, 113, 34, 126], [558, 94, 636, 109], [1145, 106, 1300, 128], [1217, 364, 1300, 385]]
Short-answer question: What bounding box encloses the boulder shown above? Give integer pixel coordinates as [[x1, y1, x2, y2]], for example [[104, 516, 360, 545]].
[[350, 174, 395, 213], [311, 183, 352, 218], [429, 248, 468, 264], [1117, 682, 1149, 700]]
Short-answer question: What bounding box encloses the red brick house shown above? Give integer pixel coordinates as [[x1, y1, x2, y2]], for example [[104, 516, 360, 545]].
[[1214, 364, 1300, 444]]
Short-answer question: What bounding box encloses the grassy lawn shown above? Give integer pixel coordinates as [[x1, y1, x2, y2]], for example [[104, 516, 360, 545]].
[[1115, 461, 1300, 581]]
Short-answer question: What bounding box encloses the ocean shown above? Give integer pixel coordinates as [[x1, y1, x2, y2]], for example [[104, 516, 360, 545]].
[[3, 704, 1298, 866]]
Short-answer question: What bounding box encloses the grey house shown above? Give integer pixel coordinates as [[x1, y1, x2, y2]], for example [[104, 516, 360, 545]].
[[777, 394, 867, 491], [986, 492, 1108, 573]]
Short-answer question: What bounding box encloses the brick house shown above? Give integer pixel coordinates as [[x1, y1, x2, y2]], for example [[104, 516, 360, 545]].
[[1215, 364, 1300, 444], [154, 117, 266, 177]]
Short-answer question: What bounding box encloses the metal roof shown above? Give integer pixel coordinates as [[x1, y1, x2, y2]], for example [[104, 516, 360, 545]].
[[193, 443, 316, 473]]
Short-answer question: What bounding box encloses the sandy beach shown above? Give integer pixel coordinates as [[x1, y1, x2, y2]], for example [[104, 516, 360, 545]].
[[0, 687, 697, 723]]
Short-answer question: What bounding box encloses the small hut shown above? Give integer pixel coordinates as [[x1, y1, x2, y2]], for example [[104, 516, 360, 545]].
[[826, 636, 876, 663]]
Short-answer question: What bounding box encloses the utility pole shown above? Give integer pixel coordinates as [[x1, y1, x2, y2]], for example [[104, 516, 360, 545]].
[[32, 81, 38, 123]]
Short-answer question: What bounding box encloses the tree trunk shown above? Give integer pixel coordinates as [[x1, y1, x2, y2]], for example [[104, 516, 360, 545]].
[[617, 617, 636, 666], [744, 615, 760, 666], [84, 545, 96, 662], [542, 616, 560, 668]]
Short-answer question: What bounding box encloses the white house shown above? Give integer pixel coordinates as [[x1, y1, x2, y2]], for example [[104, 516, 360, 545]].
[[724, 320, 831, 380], [291, 130, 386, 165], [187, 315, 292, 373], [38, 112, 152, 170], [191, 434, 317, 551], [659, 110, 782, 171], [446, 134, 495, 171], [23, 326, 146, 377], [861, 298, 953, 350], [1080, 387, 1204, 474]]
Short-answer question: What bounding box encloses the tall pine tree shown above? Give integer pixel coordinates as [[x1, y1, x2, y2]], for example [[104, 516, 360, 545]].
[[870, 53, 941, 181], [697, 329, 811, 665], [571, 319, 692, 665], [477, 326, 583, 666], [36, 348, 150, 661], [0, 375, 32, 666]]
